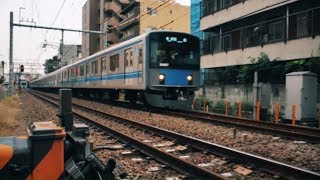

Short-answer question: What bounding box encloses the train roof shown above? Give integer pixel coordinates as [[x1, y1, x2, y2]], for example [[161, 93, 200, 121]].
[[31, 30, 195, 82]]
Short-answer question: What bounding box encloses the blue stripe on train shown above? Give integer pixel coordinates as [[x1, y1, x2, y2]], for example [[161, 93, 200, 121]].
[[60, 71, 142, 83]]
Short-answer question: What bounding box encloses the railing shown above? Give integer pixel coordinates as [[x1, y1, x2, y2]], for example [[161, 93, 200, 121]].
[[202, 7, 320, 55], [119, 7, 139, 26]]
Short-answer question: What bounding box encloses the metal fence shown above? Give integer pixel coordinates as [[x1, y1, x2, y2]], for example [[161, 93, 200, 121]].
[[0, 88, 14, 101]]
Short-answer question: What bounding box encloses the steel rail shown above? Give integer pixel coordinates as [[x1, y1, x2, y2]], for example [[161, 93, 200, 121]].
[[26, 90, 320, 179], [157, 109, 320, 143], [26, 89, 224, 179]]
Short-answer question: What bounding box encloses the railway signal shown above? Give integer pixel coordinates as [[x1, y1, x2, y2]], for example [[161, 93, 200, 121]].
[[20, 65, 24, 72]]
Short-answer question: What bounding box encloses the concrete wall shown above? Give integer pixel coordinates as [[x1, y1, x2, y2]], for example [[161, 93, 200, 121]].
[[201, 36, 320, 68], [139, 0, 190, 34], [60, 45, 81, 66], [201, 0, 298, 31], [197, 83, 319, 116]]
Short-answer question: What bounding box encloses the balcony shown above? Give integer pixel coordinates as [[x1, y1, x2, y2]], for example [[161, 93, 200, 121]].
[[118, 7, 139, 31], [104, 15, 120, 27], [106, 30, 120, 44], [202, 7, 320, 55], [105, 1, 121, 12], [201, 7, 320, 68], [119, 0, 139, 15], [119, 26, 139, 42]]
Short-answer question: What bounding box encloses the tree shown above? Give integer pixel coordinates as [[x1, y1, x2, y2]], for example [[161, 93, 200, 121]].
[[44, 56, 60, 74]]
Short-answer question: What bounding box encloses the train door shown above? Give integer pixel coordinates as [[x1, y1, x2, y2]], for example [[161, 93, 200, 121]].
[[124, 48, 134, 85]]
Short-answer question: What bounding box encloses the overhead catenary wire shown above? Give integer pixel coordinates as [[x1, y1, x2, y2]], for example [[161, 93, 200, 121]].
[[108, 0, 171, 31], [37, 0, 66, 61], [156, 11, 190, 30]]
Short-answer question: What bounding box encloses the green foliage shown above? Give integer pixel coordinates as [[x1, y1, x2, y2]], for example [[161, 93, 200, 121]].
[[284, 59, 305, 73], [242, 101, 253, 111], [238, 52, 272, 83], [212, 100, 225, 111], [203, 52, 320, 85], [44, 56, 60, 74]]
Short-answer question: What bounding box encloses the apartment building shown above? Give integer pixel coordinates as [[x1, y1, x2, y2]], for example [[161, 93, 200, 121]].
[[59, 45, 82, 67], [200, 0, 320, 68], [82, 0, 190, 57], [82, 0, 100, 58]]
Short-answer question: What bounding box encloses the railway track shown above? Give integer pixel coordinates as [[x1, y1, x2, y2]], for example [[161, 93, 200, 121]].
[[156, 109, 320, 143], [26, 89, 320, 179]]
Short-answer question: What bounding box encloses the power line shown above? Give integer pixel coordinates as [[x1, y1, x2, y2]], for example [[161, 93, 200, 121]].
[[157, 11, 190, 30], [37, 0, 66, 61], [110, 0, 171, 31]]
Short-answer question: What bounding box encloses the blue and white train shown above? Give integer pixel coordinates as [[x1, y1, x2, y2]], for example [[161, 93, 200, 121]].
[[29, 31, 200, 109]]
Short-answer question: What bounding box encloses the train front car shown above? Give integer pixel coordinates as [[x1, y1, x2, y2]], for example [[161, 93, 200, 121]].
[[144, 32, 200, 109]]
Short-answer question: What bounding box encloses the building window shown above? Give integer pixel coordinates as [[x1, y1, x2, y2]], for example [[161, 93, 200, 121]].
[[297, 12, 308, 37], [268, 20, 284, 42], [147, 7, 157, 15], [110, 54, 119, 72], [222, 34, 231, 51]]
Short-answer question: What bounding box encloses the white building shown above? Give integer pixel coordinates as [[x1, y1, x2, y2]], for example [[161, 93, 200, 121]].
[[200, 0, 320, 68]]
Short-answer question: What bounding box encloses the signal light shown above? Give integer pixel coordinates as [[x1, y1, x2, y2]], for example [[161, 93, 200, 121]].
[[20, 65, 24, 72]]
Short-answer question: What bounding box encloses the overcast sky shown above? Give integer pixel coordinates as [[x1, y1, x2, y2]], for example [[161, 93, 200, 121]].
[[0, 0, 190, 74]]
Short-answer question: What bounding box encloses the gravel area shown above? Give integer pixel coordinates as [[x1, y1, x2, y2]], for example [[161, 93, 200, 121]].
[[18, 91, 59, 135], [25, 90, 320, 175], [71, 97, 320, 173], [75, 108, 271, 179], [22, 91, 184, 179], [88, 126, 184, 179]]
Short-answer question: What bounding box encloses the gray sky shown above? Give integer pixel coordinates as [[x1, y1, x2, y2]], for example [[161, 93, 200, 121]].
[[0, 0, 190, 74]]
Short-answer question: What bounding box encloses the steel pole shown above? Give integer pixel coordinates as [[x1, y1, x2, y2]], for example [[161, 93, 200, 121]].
[[9, 12, 13, 90]]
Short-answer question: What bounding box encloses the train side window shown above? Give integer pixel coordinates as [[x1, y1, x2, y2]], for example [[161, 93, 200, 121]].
[[86, 63, 91, 76], [91, 62, 95, 75], [76, 66, 80, 77], [95, 60, 99, 74], [110, 54, 119, 72], [130, 51, 133, 67], [80, 65, 84, 76], [68, 69, 71, 79], [101, 56, 107, 72], [139, 48, 143, 64]]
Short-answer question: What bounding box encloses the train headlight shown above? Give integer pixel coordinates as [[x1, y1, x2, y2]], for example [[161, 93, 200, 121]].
[[159, 74, 165, 83], [187, 75, 192, 81]]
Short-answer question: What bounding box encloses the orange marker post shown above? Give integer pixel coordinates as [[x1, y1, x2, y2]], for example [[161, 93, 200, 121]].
[[274, 103, 279, 124], [292, 104, 296, 126], [238, 101, 242, 118], [225, 101, 229, 115], [256, 101, 260, 121], [192, 99, 195, 110]]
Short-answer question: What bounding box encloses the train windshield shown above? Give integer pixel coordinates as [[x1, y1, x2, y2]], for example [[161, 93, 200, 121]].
[[150, 33, 200, 69]]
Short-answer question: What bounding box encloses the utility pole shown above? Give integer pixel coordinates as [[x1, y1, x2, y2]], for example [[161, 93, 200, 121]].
[[8, 11, 103, 87], [9, 12, 13, 90]]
